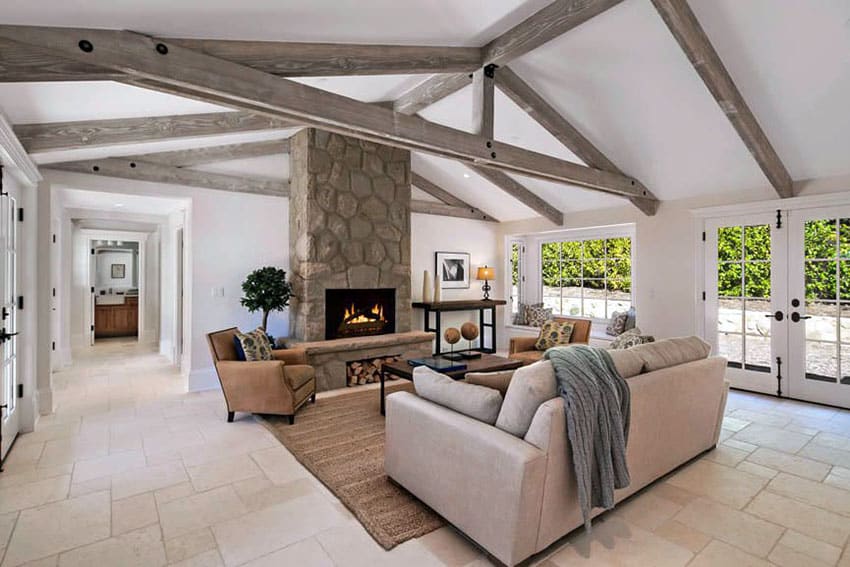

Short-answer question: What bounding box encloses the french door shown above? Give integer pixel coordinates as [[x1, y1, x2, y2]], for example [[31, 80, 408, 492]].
[[0, 177, 20, 460], [705, 206, 850, 408], [786, 208, 850, 407], [705, 214, 787, 396]]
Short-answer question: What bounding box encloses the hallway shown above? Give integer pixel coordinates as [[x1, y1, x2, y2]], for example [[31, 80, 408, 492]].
[[1, 341, 850, 566]]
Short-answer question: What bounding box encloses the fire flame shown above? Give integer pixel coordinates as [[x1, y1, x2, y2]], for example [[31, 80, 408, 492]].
[[343, 303, 385, 324]]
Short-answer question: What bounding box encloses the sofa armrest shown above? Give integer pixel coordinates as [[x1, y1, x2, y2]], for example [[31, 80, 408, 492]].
[[509, 336, 538, 354], [215, 360, 291, 413], [272, 348, 308, 365], [385, 392, 546, 566]]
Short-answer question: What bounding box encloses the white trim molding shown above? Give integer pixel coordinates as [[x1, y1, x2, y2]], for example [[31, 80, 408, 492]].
[[0, 110, 41, 187]]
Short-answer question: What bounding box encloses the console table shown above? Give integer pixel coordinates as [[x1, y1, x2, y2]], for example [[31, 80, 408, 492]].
[[411, 299, 507, 355]]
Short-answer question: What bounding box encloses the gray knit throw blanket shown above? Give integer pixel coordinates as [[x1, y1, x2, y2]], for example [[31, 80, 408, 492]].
[[544, 345, 631, 530]]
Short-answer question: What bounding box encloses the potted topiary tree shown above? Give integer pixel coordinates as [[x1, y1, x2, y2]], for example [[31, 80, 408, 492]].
[[240, 266, 293, 332]]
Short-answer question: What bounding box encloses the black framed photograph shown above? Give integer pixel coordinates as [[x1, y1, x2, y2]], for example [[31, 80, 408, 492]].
[[111, 263, 126, 279], [435, 251, 470, 289]]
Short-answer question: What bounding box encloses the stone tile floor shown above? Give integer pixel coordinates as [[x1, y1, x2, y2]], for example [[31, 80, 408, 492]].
[[1, 339, 850, 566]]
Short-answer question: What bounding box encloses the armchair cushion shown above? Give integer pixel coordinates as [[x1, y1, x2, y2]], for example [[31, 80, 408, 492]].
[[272, 348, 308, 365], [533, 319, 575, 351], [235, 327, 274, 361], [284, 364, 315, 390]]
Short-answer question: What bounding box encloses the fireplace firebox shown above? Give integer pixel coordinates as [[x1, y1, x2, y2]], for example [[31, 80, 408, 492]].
[[325, 288, 396, 340]]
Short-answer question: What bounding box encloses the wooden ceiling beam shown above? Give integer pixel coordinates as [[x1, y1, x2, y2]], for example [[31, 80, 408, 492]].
[[15, 111, 297, 153], [496, 66, 658, 215], [470, 166, 563, 226], [411, 200, 496, 221], [411, 172, 497, 222], [126, 139, 290, 167], [0, 37, 481, 82], [651, 0, 793, 198], [392, 0, 623, 115], [47, 157, 288, 197], [471, 66, 495, 139], [0, 26, 647, 200]]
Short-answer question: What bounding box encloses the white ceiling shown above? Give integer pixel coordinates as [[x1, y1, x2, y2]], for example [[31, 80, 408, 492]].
[[59, 188, 188, 215], [2, 0, 849, 221]]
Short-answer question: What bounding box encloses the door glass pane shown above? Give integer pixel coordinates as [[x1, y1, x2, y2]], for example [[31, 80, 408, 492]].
[[744, 225, 771, 261], [561, 241, 581, 260], [718, 263, 742, 297], [606, 237, 630, 258], [805, 219, 837, 259], [745, 334, 771, 371], [718, 226, 742, 261], [719, 299, 744, 333], [718, 333, 743, 367], [745, 263, 771, 298], [803, 219, 844, 384]]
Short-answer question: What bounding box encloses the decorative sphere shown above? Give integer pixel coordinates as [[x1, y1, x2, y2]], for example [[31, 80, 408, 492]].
[[460, 322, 479, 341], [443, 327, 461, 344]]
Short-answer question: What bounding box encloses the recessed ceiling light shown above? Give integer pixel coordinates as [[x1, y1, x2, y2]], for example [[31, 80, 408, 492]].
[[463, 173, 471, 179]]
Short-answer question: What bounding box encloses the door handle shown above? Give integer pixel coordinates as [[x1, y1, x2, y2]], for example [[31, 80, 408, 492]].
[[790, 312, 812, 323], [0, 328, 18, 343], [765, 311, 784, 321]]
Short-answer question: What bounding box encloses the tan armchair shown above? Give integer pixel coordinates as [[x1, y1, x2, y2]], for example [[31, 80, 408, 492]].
[[206, 327, 316, 424], [508, 317, 591, 365]]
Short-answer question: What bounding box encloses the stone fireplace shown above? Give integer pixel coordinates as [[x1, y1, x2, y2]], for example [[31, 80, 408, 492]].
[[289, 128, 412, 342], [325, 288, 396, 340]]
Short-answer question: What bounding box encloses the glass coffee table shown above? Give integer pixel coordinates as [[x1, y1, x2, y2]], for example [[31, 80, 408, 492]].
[[380, 354, 523, 415]]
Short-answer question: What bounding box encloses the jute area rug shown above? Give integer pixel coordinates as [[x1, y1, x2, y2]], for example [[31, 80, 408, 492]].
[[257, 382, 445, 550]]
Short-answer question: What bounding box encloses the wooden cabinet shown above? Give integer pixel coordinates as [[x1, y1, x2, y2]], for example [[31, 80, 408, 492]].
[[95, 296, 138, 338]]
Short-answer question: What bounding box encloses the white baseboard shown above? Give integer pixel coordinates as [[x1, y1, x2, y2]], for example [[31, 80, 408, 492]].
[[188, 367, 221, 392]]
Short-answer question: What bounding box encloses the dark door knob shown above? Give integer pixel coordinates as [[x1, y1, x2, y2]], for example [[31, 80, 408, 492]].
[[790, 312, 812, 323], [765, 311, 784, 321]]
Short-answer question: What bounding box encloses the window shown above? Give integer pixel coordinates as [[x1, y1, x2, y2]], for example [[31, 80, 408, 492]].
[[509, 240, 523, 318], [540, 236, 632, 319]]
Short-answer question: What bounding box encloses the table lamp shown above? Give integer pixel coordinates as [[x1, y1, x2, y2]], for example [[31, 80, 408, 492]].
[[476, 265, 494, 300]]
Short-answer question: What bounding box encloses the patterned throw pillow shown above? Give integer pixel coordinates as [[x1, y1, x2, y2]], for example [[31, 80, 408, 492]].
[[524, 304, 553, 328], [534, 320, 575, 351], [235, 327, 273, 361], [606, 311, 629, 336], [610, 328, 655, 350]]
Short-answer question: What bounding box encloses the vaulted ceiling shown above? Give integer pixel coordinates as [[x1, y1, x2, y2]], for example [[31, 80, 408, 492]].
[[1, 0, 848, 222]]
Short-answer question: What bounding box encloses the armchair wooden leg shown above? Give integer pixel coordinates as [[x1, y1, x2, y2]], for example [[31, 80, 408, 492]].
[[227, 411, 234, 423], [288, 415, 295, 425], [310, 392, 317, 404]]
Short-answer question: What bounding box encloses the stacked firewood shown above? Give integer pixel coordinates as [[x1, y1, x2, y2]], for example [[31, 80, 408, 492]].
[[347, 356, 400, 386]]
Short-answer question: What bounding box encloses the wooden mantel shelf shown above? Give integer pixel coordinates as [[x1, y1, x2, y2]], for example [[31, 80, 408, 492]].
[[412, 299, 506, 311]]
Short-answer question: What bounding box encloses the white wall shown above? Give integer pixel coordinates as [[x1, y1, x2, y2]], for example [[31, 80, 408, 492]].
[[45, 170, 290, 392], [95, 249, 136, 290], [411, 214, 501, 353]]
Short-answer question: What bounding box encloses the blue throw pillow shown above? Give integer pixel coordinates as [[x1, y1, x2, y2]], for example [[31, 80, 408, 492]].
[[233, 335, 247, 361]]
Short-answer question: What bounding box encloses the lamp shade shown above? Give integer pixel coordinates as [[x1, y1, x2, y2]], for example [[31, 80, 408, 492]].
[[476, 266, 495, 280]]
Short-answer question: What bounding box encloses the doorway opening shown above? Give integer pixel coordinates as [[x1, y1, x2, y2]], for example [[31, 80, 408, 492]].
[[92, 240, 140, 342]]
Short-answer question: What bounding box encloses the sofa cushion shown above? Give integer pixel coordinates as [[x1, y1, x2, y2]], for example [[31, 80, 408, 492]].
[[284, 364, 315, 390], [235, 327, 274, 361], [610, 328, 655, 350], [496, 360, 557, 437], [534, 319, 575, 351], [464, 370, 515, 396], [413, 366, 503, 425], [606, 349, 644, 378], [630, 336, 711, 372]]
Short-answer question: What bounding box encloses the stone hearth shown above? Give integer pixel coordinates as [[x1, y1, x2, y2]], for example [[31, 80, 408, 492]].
[[297, 331, 433, 391], [289, 128, 412, 343]]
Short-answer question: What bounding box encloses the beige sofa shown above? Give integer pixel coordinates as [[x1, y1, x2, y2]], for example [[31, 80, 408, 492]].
[[385, 345, 728, 566]]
